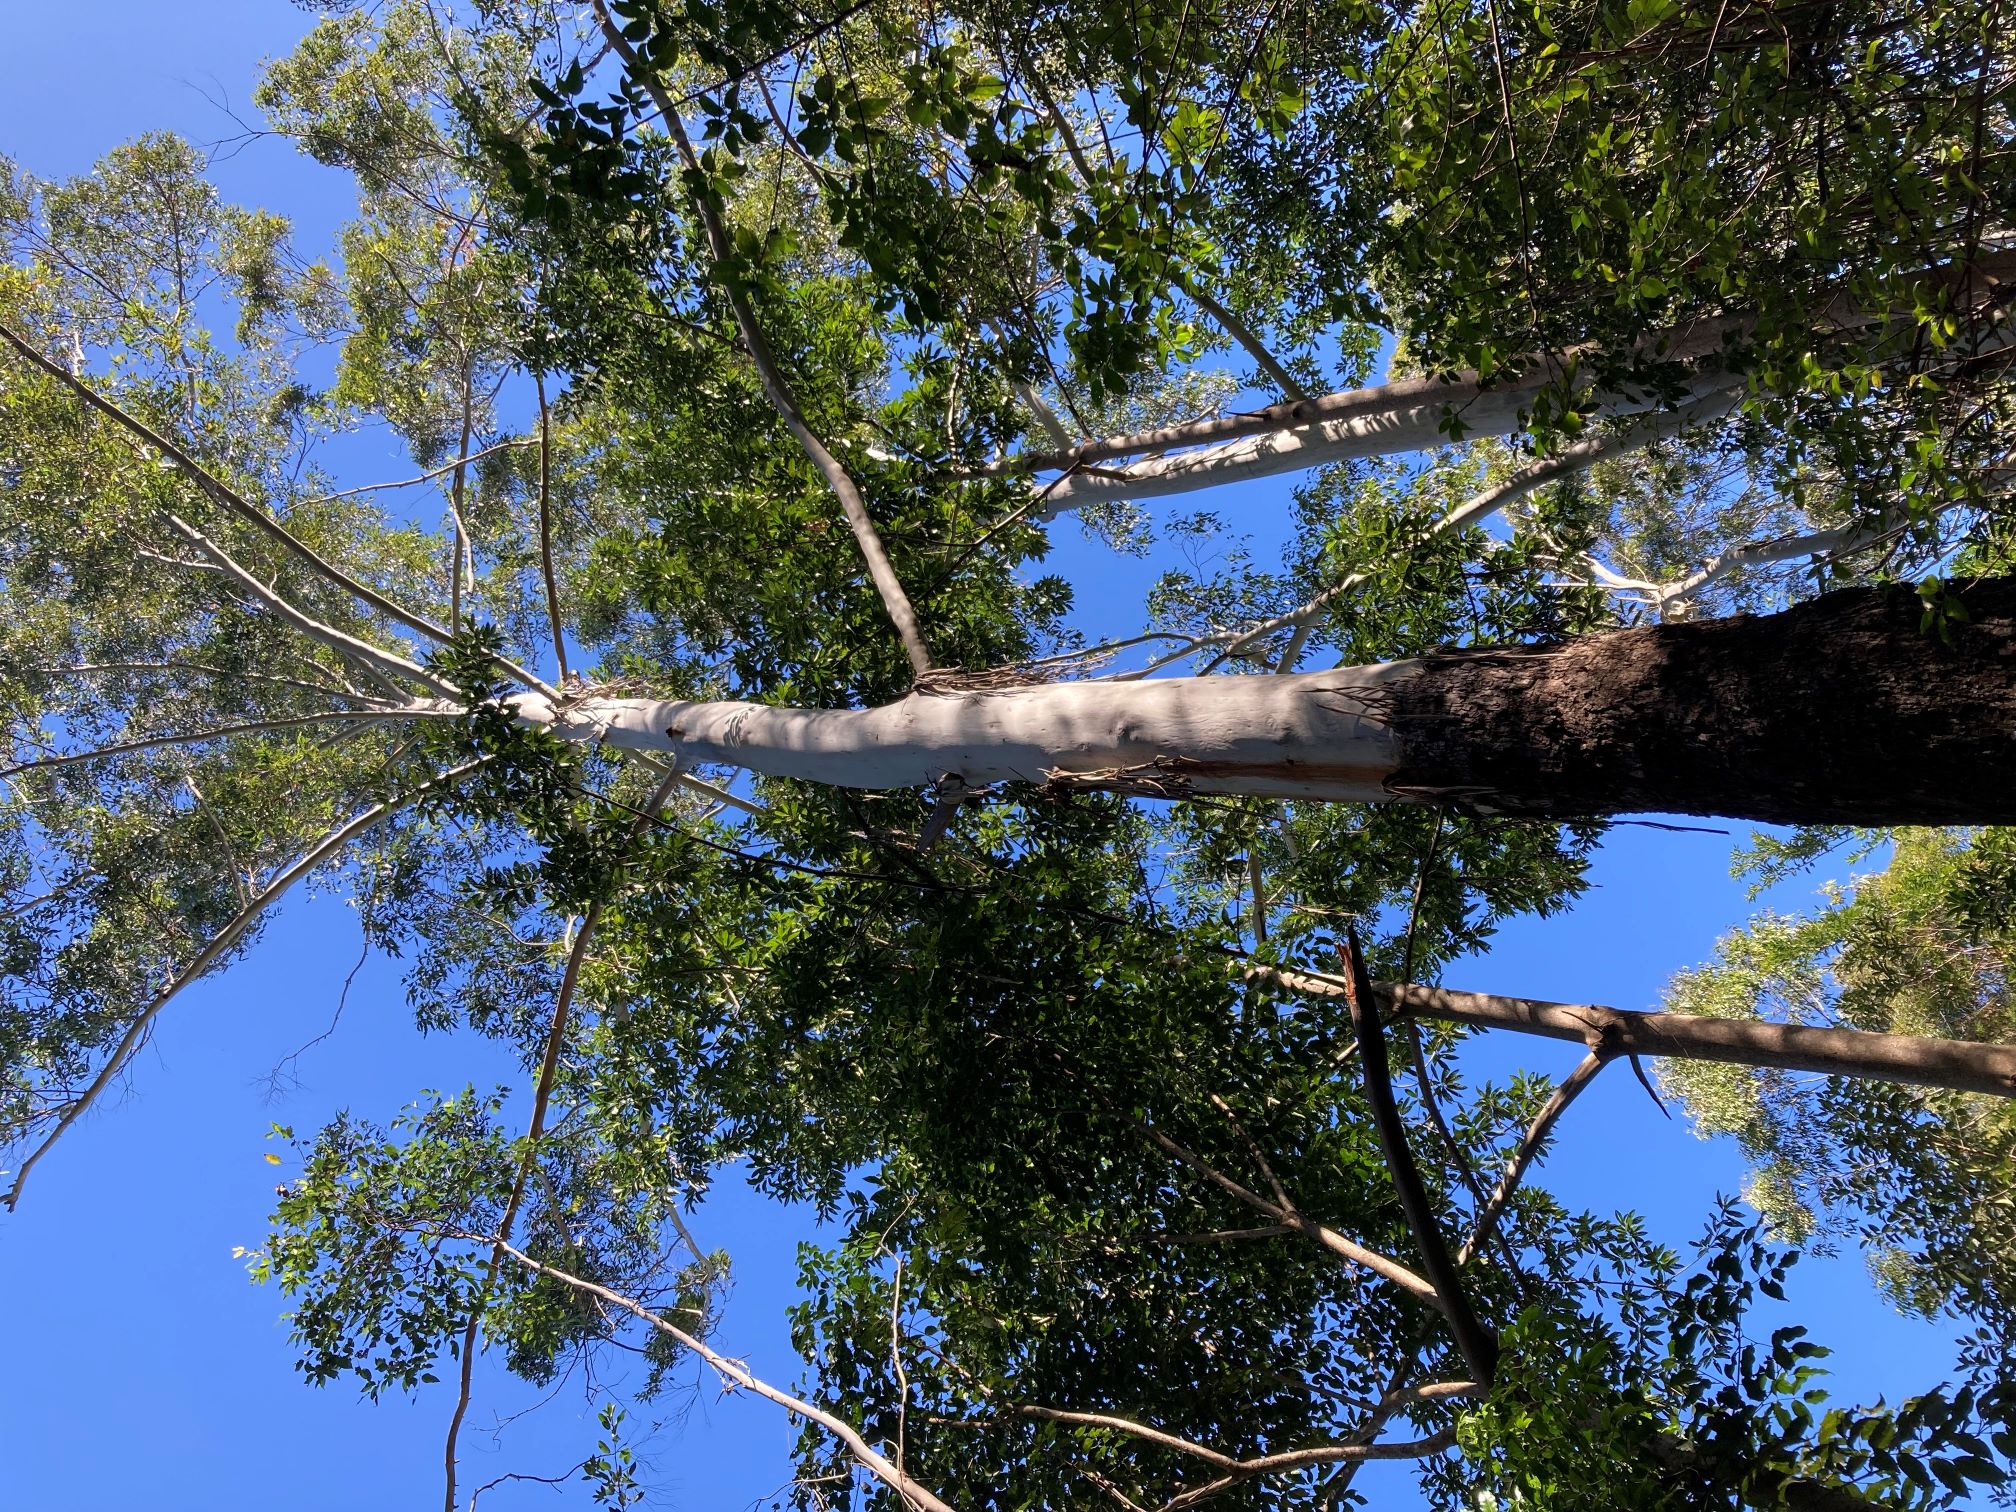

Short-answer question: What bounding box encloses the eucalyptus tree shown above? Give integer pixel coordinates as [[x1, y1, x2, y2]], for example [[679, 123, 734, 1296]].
[[3, 1, 2015, 1509]]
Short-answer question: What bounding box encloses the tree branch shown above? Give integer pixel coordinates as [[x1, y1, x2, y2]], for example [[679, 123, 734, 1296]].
[[1008, 1401, 1451, 1478], [593, 2, 935, 678], [979, 248, 2016, 496], [1457, 1052, 1608, 1265], [1153, 1433, 1455, 1511], [482, 1237, 960, 1512], [2, 710, 437, 779], [1, 756, 494, 1209], [32, 660, 386, 704], [532, 369, 571, 683], [1390, 980, 2016, 1099], [442, 768, 680, 1512], [1338, 931, 1499, 1388], [1124, 1109, 1441, 1304], [164, 514, 461, 697], [1181, 280, 1308, 403], [298, 438, 537, 506], [1249, 967, 2016, 1099]]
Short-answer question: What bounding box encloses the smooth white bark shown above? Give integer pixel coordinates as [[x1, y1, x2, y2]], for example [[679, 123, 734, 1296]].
[[511, 666, 1410, 800], [1008, 250, 2016, 516], [1030, 373, 1738, 516]]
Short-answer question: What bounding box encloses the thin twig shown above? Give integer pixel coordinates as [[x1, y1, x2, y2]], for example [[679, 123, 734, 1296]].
[[300, 438, 536, 505], [2, 710, 432, 779]]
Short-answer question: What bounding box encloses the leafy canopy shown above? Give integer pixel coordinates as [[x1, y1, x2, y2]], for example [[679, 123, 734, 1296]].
[[2, 0, 2013, 1508]]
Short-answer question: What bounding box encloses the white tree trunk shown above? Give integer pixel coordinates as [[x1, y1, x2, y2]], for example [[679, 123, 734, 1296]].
[[511, 668, 1408, 800], [1015, 251, 2016, 515], [508, 578, 2016, 825], [1033, 372, 1736, 516]]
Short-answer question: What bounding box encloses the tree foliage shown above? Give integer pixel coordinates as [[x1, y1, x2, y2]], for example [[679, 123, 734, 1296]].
[[3, 0, 2014, 1507]]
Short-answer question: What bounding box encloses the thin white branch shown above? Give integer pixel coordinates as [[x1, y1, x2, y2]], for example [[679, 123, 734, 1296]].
[[485, 1239, 960, 1512], [1025, 371, 1739, 517], [983, 248, 2016, 513], [2, 756, 493, 1209], [2, 709, 438, 779], [33, 661, 386, 703], [301, 438, 537, 505], [164, 514, 461, 698], [1126, 1112, 1442, 1305], [1653, 525, 1861, 619], [1182, 281, 1308, 402], [1007, 1402, 1450, 1476], [1012, 378, 1075, 450]]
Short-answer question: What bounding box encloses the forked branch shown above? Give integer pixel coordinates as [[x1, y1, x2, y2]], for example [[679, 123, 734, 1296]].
[[1003, 1401, 1454, 1486], [482, 1237, 960, 1512], [1, 320, 556, 696], [1123, 1107, 1440, 1304], [165, 513, 459, 697]]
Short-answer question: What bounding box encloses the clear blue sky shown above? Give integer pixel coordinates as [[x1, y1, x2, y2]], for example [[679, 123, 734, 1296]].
[[0, 7, 1962, 1509]]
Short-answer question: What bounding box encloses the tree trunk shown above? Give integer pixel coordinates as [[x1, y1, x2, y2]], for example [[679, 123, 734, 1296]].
[[1011, 250, 2016, 514], [1381, 577, 2016, 824], [521, 579, 2016, 825]]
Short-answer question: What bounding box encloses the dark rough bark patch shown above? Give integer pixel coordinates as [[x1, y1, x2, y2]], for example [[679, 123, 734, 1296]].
[[1384, 578, 2016, 825]]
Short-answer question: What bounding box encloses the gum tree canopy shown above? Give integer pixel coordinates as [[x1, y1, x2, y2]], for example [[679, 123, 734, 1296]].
[[4, 0, 2016, 1507]]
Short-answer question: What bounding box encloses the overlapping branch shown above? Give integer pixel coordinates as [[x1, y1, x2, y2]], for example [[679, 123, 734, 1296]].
[[1337, 932, 1499, 1388], [164, 514, 460, 698]]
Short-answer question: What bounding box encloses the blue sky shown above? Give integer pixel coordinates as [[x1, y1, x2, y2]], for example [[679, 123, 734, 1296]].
[[0, 6, 1967, 1509]]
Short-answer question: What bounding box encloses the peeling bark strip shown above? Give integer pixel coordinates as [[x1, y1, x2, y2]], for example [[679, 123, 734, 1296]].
[[515, 579, 2016, 825], [1383, 577, 2016, 824]]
